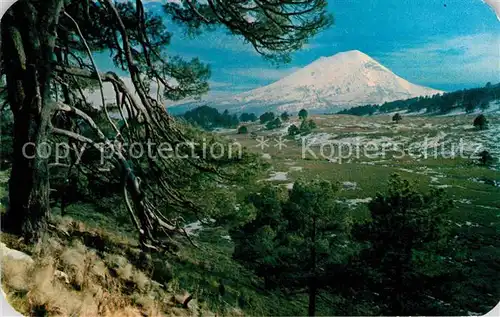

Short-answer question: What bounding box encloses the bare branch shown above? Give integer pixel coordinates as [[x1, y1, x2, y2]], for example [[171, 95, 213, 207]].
[[55, 101, 106, 141], [51, 127, 94, 144], [63, 11, 121, 140]]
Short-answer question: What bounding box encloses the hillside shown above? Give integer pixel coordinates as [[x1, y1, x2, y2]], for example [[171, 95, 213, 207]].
[[338, 83, 500, 116]]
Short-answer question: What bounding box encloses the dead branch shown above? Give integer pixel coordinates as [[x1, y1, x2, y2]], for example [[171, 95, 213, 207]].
[[63, 11, 121, 139]]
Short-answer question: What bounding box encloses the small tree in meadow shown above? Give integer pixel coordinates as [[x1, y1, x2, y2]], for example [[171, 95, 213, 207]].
[[300, 119, 317, 134], [288, 124, 300, 136], [238, 126, 249, 134], [266, 118, 282, 130], [240, 113, 258, 122], [281, 112, 290, 122], [473, 114, 488, 130], [260, 112, 275, 124], [392, 113, 403, 123], [299, 109, 309, 120]]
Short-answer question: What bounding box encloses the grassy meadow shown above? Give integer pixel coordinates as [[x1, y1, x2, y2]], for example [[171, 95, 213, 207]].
[[1, 113, 499, 316]]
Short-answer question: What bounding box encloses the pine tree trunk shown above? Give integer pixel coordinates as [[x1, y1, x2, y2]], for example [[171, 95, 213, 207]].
[[1, 0, 63, 242], [308, 283, 317, 317], [308, 216, 317, 317]]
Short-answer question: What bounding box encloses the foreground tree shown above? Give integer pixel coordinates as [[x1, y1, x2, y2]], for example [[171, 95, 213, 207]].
[[232, 181, 353, 316], [1, 0, 332, 243], [353, 174, 456, 315]]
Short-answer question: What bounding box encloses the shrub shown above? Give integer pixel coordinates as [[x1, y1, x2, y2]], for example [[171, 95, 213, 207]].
[[259, 112, 275, 124], [266, 118, 282, 130], [299, 119, 317, 134], [280, 112, 290, 122], [478, 150, 495, 166], [288, 124, 300, 136], [238, 126, 248, 134], [298, 109, 308, 120], [473, 114, 488, 130], [392, 113, 402, 123], [240, 113, 258, 122]]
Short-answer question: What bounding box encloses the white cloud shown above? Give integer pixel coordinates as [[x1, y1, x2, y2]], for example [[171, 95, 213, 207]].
[[225, 67, 299, 81], [379, 33, 500, 87]]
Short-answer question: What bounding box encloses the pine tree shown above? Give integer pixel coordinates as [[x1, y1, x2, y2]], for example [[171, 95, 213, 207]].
[[288, 124, 300, 136], [260, 112, 276, 124], [353, 174, 455, 315], [473, 114, 488, 130], [232, 180, 353, 316], [281, 111, 290, 122], [299, 109, 309, 120], [266, 117, 282, 130], [392, 113, 403, 123], [240, 113, 258, 122], [300, 119, 317, 134]]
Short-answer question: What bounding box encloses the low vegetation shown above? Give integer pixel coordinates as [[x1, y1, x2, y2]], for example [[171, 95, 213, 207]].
[[238, 126, 249, 134], [474, 114, 489, 130], [392, 112, 403, 123], [1, 217, 215, 317], [2, 112, 499, 316], [260, 112, 276, 124]]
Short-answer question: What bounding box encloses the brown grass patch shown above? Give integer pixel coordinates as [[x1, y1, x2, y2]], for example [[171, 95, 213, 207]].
[[1, 216, 217, 316]]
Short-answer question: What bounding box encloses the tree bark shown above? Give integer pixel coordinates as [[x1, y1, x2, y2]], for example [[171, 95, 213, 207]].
[[308, 282, 317, 317], [1, 0, 63, 242]]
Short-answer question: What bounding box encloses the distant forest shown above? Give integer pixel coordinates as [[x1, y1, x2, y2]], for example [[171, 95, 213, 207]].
[[182, 105, 258, 130], [338, 82, 500, 116]]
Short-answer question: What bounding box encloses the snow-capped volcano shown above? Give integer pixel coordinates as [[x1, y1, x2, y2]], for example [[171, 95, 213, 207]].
[[169, 50, 443, 114]]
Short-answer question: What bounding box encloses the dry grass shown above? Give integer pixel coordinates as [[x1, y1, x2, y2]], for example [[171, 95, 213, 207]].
[[0, 217, 209, 317]]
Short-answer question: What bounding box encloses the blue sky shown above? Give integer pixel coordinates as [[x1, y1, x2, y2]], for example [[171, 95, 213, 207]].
[[99, 0, 500, 99]]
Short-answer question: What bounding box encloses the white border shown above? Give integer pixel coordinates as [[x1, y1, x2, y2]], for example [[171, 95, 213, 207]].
[[0, 4, 22, 317], [1, 2, 23, 317]]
